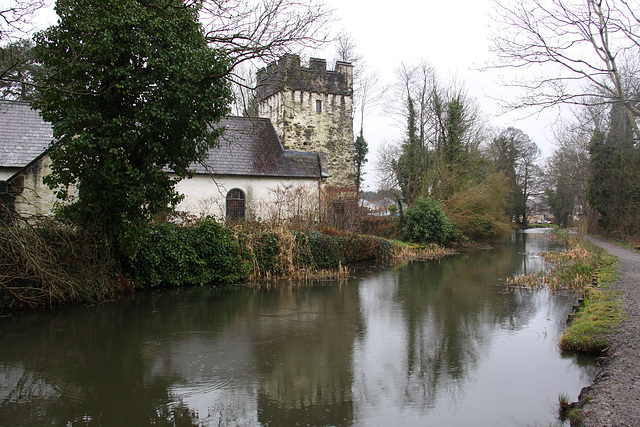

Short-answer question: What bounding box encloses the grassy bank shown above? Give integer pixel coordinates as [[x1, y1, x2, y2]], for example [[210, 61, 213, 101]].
[[507, 232, 622, 354], [0, 216, 452, 311]]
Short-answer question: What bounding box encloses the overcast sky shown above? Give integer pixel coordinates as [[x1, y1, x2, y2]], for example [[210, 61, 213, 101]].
[[317, 0, 562, 190], [32, 0, 561, 191]]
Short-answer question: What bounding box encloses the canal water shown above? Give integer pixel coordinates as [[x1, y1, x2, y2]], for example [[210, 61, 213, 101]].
[[0, 230, 597, 426]]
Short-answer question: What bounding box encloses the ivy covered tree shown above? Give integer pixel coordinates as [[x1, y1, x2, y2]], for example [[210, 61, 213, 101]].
[[587, 104, 640, 236], [393, 96, 425, 204], [34, 0, 232, 240], [488, 127, 541, 227]]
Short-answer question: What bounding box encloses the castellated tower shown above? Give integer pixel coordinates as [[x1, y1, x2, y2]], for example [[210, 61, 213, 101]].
[[256, 54, 355, 188]]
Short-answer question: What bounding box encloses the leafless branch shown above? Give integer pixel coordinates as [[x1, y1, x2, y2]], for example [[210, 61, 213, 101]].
[[201, 0, 335, 70], [486, 0, 640, 140]]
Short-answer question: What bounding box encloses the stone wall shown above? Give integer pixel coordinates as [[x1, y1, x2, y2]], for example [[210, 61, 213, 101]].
[[257, 55, 355, 188], [11, 155, 59, 216]]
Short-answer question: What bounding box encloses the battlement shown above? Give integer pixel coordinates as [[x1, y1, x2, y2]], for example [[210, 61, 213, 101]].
[[256, 54, 353, 100]]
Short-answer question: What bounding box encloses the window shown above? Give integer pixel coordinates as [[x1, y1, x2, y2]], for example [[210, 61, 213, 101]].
[[0, 182, 11, 207], [316, 99, 322, 113], [226, 189, 246, 221]]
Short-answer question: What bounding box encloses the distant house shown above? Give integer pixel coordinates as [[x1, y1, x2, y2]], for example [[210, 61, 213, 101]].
[[0, 100, 328, 221]]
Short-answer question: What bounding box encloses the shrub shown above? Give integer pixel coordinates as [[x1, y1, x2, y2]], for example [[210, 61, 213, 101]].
[[122, 218, 249, 287], [402, 197, 458, 246], [0, 216, 126, 310]]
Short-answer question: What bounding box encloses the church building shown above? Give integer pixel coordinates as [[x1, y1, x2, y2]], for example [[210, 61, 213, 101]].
[[0, 55, 355, 221]]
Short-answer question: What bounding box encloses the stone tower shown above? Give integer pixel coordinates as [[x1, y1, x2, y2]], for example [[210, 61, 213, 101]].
[[256, 54, 355, 188]]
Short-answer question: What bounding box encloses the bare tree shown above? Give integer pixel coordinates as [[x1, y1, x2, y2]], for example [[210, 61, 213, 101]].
[[488, 0, 640, 141], [331, 34, 386, 193], [201, 0, 335, 69], [544, 112, 595, 222], [228, 62, 259, 116], [385, 61, 439, 148], [375, 140, 403, 191], [384, 63, 488, 201], [332, 33, 385, 131], [0, 0, 47, 43]]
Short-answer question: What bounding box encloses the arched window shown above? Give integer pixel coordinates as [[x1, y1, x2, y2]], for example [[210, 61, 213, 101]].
[[226, 189, 246, 221]]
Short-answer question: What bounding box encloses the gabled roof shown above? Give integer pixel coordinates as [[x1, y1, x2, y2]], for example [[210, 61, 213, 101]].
[[195, 116, 328, 179], [0, 100, 328, 180], [0, 100, 52, 169]]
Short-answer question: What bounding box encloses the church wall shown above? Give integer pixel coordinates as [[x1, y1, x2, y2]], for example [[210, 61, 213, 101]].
[[175, 174, 321, 222]]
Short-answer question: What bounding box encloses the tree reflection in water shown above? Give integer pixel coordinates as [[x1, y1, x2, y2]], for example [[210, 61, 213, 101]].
[[0, 231, 596, 426]]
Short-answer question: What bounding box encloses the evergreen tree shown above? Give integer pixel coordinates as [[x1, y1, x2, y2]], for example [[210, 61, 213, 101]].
[[488, 127, 540, 227], [34, 0, 232, 240], [354, 129, 368, 193], [587, 104, 640, 236]]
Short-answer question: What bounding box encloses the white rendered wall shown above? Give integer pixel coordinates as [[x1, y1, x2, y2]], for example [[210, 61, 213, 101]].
[[175, 174, 321, 221]]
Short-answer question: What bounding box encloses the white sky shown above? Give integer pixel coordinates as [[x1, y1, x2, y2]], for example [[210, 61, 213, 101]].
[[30, 0, 561, 191]]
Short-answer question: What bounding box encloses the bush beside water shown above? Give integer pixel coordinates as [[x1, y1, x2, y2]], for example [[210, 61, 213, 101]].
[[0, 216, 127, 310], [123, 218, 251, 288], [1, 216, 400, 310], [402, 197, 459, 246]]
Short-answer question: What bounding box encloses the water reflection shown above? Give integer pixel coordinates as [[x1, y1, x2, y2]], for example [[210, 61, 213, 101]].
[[0, 230, 596, 426]]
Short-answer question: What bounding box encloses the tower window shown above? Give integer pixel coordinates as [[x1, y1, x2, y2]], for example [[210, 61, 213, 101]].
[[316, 100, 322, 113], [226, 189, 246, 221]]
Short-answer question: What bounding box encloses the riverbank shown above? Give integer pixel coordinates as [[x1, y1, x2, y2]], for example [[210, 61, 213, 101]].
[[574, 237, 640, 426], [0, 216, 454, 312]]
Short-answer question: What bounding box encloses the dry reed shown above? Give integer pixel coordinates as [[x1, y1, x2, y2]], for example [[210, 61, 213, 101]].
[[0, 213, 128, 309]]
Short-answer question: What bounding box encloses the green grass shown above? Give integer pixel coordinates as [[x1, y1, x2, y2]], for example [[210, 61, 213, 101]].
[[507, 233, 623, 355], [557, 393, 584, 424], [558, 250, 623, 354]]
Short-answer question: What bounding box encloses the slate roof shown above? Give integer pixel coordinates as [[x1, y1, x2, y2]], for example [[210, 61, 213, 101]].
[[0, 100, 53, 169], [194, 116, 328, 179], [0, 100, 327, 180]]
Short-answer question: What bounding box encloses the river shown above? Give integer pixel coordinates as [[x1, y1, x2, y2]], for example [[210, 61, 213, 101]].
[[0, 229, 597, 426]]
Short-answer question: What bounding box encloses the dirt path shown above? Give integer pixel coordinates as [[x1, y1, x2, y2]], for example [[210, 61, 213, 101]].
[[578, 237, 640, 426]]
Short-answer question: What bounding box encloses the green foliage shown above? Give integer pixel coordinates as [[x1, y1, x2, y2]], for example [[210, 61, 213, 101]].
[[394, 96, 426, 204], [122, 218, 248, 287], [354, 130, 369, 193], [559, 287, 622, 354], [242, 229, 393, 276], [297, 231, 392, 269], [34, 0, 232, 238], [546, 186, 574, 227], [489, 127, 541, 226], [587, 111, 640, 238], [402, 197, 458, 246]]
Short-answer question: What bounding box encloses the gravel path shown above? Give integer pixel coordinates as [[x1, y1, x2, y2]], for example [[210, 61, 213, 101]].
[[578, 237, 640, 426]]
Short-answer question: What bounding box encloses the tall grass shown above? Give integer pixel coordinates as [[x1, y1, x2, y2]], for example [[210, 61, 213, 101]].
[[505, 233, 622, 354], [235, 223, 391, 283], [0, 214, 128, 310]]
